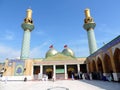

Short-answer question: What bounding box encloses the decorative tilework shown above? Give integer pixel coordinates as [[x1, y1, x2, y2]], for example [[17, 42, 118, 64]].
[[8, 60, 25, 76]]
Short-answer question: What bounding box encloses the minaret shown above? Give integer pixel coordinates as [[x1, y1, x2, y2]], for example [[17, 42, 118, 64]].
[[83, 8, 97, 54], [20, 9, 34, 59]]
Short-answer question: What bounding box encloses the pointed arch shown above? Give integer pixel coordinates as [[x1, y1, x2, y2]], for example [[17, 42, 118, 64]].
[[91, 60, 96, 72], [103, 54, 113, 73], [89, 61, 93, 73], [88, 62, 91, 73], [113, 48, 120, 72], [97, 57, 103, 73]]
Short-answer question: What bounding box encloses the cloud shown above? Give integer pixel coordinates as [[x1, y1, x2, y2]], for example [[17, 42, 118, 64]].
[[0, 40, 51, 62], [0, 30, 15, 41], [0, 45, 20, 62]]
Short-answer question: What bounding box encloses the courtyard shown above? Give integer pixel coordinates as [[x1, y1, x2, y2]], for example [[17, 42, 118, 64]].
[[0, 80, 120, 90]]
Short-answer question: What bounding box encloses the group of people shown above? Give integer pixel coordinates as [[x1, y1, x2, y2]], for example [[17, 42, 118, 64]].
[[71, 71, 83, 80], [77, 71, 114, 81]]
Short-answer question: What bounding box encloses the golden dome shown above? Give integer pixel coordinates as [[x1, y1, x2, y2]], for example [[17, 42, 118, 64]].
[[45, 45, 58, 58], [62, 45, 75, 57]]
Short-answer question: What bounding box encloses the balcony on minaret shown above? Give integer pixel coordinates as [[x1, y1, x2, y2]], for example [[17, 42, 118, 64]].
[[21, 8, 34, 32], [24, 18, 33, 24]]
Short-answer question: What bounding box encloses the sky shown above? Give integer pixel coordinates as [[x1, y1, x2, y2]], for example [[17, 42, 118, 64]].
[[0, 0, 120, 62]]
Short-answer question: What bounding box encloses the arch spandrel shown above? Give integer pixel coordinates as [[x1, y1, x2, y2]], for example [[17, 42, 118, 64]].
[[96, 55, 102, 62], [102, 51, 110, 59], [112, 43, 120, 54]]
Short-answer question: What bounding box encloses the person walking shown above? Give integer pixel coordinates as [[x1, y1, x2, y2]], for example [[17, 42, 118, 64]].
[[71, 71, 74, 80]]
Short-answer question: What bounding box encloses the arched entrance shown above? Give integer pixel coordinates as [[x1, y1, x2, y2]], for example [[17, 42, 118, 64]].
[[113, 48, 120, 72], [97, 57, 103, 79], [33, 66, 40, 80], [103, 54, 113, 73], [89, 61, 93, 73], [88, 62, 91, 73], [67, 65, 78, 79], [91, 60, 96, 72], [97, 57, 103, 73], [91, 60, 97, 80], [43, 65, 53, 79]]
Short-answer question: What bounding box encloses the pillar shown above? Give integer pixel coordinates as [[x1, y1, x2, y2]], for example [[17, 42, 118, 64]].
[[77, 64, 80, 72], [39, 65, 43, 80], [40, 65, 43, 74], [64, 64, 68, 79], [53, 65, 56, 80]]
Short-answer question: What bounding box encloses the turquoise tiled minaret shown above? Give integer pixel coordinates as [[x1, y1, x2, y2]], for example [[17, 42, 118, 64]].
[[83, 8, 97, 54], [20, 9, 34, 59]]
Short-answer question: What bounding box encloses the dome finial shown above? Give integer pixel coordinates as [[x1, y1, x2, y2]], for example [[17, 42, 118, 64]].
[[49, 45, 53, 48], [64, 45, 68, 48]]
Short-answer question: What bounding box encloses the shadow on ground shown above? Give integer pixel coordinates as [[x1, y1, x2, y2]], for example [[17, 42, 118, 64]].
[[80, 80, 120, 90]]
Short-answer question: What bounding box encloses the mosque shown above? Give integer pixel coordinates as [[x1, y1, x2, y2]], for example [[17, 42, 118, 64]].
[[0, 8, 120, 81]]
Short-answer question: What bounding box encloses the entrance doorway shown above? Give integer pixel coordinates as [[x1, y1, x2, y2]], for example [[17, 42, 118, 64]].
[[43, 65, 53, 79], [33, 66, 40, 80], [67, 65, 78, 79], [80, 64, 87, 73]]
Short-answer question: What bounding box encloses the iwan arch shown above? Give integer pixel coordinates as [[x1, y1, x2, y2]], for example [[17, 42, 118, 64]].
[[0, 8, 120, 82]]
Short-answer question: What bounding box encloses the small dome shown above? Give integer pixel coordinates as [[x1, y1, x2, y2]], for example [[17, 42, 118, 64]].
[[45, 45, 58, 58], [62, 45, 75, 57]]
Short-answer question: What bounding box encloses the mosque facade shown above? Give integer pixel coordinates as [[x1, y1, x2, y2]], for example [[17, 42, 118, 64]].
[[0, 8, 120, 81], [2, 45, 86, 80]]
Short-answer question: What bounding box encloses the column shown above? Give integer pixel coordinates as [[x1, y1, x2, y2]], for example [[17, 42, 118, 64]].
[[64, 64, 68, 79], [77, 64, 80, 73], [53, 65, 56, 80], [40, 65, 43, 74], [77, 64, 80, 79], [39, 65, 43, 80]]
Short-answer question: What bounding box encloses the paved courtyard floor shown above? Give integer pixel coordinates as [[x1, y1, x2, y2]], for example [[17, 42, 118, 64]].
[[0, 80, 120, 90]]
